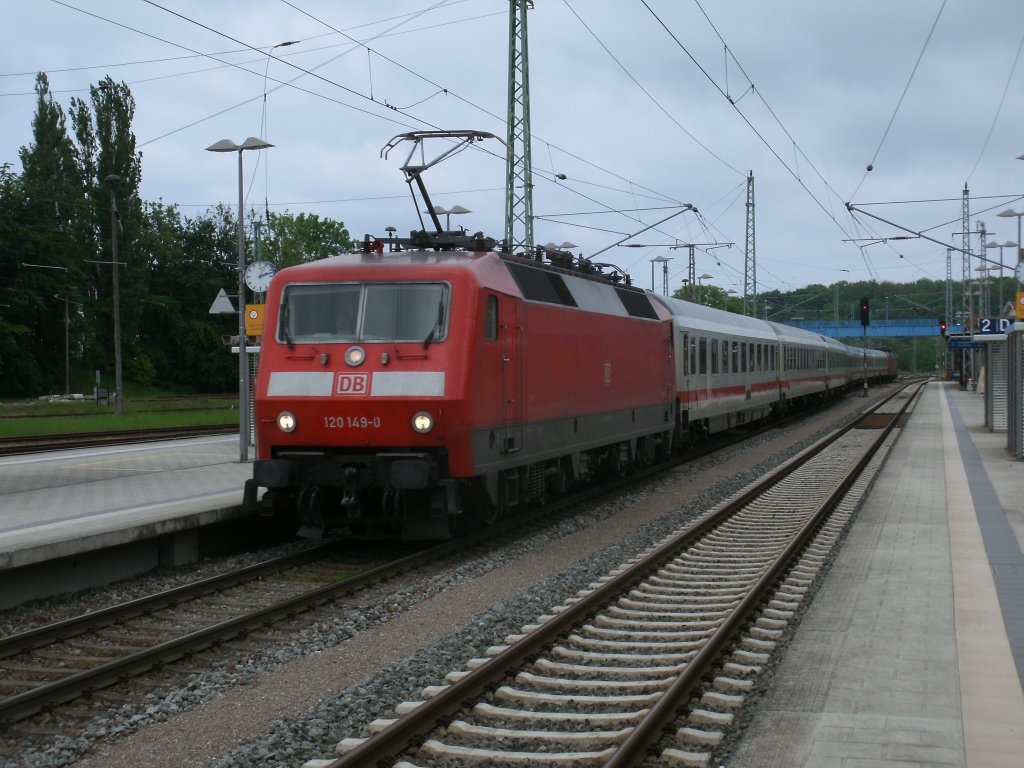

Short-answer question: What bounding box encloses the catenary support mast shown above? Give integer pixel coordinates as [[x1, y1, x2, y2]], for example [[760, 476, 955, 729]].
[[743, 171, 756, 315], [504, 0, 534, 253]]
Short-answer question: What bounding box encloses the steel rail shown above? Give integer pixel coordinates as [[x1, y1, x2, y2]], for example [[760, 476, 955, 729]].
[[0, 425, 236, 456], [0, 542, 341, 661], [605, 380, 925, 766], [326, 381, 922, 768], [0, 382, 910, 729], [0, 480, 630, 725]]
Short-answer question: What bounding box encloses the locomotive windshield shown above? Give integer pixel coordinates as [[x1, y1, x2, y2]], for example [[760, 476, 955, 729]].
[[279, 282, 449, 344]]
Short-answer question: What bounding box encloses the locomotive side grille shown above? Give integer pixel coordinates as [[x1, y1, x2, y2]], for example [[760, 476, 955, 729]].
[[546, 271, 577, 306], [615, 286, 659, 319], [506, 261, 578, 307]]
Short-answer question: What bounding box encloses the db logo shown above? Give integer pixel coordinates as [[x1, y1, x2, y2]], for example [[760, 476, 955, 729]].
[[336, 373, 369, 395]]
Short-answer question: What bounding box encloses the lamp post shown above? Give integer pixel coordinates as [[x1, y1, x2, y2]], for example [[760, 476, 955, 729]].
[[997, 208, 1023, 266], [985, 240, 1017, 313], [833, 268, 849, 320], [206, 137, 273, 463], [104, 174, 125, 415], [650, 255, 670, 294], [697, 273, 713, 305], [54, 294, 83, 396], [974, 266, 992, 318], [427, 204, 471, 230]]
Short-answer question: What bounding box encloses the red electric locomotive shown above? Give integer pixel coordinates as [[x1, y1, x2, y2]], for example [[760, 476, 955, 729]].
[[242, 129, 898, 539], [245, 236, 676, 539]]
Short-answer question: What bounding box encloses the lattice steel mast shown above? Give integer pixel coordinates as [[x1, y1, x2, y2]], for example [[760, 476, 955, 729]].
[[504, 0, 534, 253], [743, 171, 756, 315]]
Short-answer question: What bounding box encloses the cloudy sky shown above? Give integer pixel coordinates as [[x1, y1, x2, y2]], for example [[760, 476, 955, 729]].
[[2, 0, 1023, 301]]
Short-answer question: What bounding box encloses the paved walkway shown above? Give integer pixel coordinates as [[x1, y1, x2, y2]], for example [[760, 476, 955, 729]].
[[730, 381, 1024, 767]]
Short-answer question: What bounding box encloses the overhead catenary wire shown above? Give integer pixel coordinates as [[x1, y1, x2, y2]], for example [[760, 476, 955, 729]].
[[12, 1, 1008, 293], [639, 0, 872, 275], [15, 1, 745, 271], [965, 24, 1024, 182], [847, 0, 948, 200]]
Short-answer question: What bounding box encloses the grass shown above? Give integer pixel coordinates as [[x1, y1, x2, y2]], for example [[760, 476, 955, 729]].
[[0, 394, 239, 438]]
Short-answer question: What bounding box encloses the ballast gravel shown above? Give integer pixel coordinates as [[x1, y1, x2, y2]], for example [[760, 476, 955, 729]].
[[0, 393, 884, 768]]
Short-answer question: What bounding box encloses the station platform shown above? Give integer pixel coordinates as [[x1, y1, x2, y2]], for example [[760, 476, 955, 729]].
[[731, 380, 1024, 767], [0, 436, 254, 607]]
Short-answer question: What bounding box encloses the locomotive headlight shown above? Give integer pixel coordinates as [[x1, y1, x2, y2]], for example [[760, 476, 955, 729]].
[[345, 346, 366, 367], [411, 411, 434, 434], [277, 411, 297, 433]]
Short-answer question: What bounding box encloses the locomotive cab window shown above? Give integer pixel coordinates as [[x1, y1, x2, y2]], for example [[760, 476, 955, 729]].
[[280, 281, 450, 344]]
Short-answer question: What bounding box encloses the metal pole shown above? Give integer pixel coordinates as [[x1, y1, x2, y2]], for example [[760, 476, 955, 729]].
[[106, 176, 124, 415], [63, 298, 70, 396], [237, 149, 250, 463], [862, 324, 868, 397], [207, 138, 272, 461]]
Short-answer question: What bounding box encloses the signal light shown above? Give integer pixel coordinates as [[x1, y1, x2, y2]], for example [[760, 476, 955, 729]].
[[939, 318, 947, 336], [860, 298, 870, 326]]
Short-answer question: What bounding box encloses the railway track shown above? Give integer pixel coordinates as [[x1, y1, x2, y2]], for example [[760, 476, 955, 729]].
[[311, 381, 923, 768], [0, 483, 635, 738], [0, 540, 402, 729], [0, 383, 909, 761], [0, 424, 237, 456]]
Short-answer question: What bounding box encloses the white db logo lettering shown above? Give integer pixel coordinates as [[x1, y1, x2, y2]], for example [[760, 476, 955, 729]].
[[336, 374, 368, 395]]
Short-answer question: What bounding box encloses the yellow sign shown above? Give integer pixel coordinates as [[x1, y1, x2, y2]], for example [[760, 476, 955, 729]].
[[1017, 292, 1024, 320], [245, 304, 265, 337]]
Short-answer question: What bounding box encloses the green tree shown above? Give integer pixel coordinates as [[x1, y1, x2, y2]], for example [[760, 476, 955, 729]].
[[68, 75, 143, 388], [5, 74, 88, 395], [0, 163, 48, 396], [133, 202, 238, 391], [261, 210, 353, 267]]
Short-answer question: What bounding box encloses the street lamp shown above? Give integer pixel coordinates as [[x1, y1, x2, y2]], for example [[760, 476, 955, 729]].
[[834, 269, 850, 320], [997, 208, 1023, 266], [973, 267, 991, 318], [985, 240, 1017, 313], [104, 174, 125, 415], [697, 273, 713, 305], [650, 255, 670, 294], [427, 204, 471, 230], [206, 137, 273, 463], [54, 294, 83, 396]]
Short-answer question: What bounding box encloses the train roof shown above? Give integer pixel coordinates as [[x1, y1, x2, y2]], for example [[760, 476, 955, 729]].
[[766, 320, 840, 348], [271, 249, 668, 322], [279, 250, 481, 274], [650, 295, 778, 340]]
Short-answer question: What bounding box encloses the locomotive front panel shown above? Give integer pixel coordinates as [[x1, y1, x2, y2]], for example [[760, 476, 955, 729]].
[[248, 259, 479, 538]]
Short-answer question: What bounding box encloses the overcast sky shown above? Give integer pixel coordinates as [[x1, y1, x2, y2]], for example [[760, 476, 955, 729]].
[[2, 0, 1023, 303]]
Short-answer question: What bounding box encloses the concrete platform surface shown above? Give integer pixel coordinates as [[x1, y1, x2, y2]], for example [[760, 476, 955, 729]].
[[0, 436, 252, 571], [730, 381, 1024, 768]]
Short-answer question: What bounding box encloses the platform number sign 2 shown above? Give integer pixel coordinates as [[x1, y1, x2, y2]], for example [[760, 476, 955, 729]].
[[978, 317, 1012, 334]]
